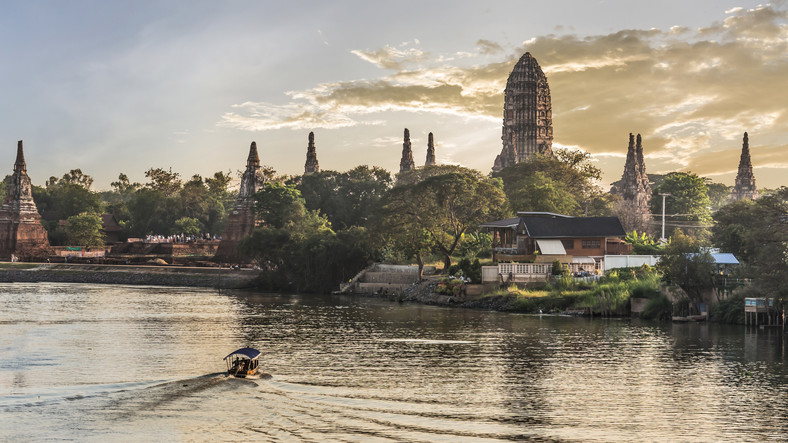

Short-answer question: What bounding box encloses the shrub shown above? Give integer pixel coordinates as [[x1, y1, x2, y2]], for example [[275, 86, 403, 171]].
[[641, 294, 673, 321]]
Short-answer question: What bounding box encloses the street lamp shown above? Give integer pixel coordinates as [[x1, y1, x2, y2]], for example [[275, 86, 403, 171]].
[[659, 193, 671, 242]]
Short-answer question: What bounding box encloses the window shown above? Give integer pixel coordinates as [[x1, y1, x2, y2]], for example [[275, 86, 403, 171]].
[[582, 240, 601, 249], [561, 239, 574, 249]]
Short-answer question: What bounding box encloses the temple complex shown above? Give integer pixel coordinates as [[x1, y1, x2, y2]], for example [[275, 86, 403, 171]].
[[399, 128, 415, 173], [304, 131, 319, 174], [611, 134, 652, 232], [0, 141, 50, 260], [731, 132, 759, 201], [492, 52, 553, 172], [215, 141, 266, 262], [425, 132, 436, 166]]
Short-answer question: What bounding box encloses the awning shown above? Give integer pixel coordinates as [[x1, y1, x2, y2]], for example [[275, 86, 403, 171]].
[[224, 347, 262, 361], [571, 256, 596, 264], [535, 239, 566, 255]]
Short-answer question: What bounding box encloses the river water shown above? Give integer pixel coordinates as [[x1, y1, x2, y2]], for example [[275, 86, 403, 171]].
[[1, 283, 786, 442]]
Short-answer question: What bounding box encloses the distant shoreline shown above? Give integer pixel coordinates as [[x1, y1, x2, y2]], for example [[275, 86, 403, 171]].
[[0, 263, 259, 289]]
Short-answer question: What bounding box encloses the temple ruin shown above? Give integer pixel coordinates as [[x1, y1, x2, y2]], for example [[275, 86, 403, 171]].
[[730, 132, 759, 201], [425, 132, 436, 166], [399, 128, 415, 173], [0, 141, 51, 260], [611, 133, 652, 232], [304, 131, 319, 174], [215, 141, 266, 262], [493, 52, 553, 172]]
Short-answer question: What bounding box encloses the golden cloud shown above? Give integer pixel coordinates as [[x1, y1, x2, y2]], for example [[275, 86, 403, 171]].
[[219, 4, 788, 185]]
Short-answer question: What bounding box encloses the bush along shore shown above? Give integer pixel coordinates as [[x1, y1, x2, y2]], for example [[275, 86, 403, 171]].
[[388, 266, 667, 319], [0, 263, 259, 289]]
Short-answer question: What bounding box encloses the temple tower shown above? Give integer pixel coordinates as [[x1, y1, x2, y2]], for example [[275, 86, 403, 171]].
[[304, 131, 319, 174], [493, 52, 553, 172], [731, 132, 759, 201], [399, 128, 415, 173], [0, 140, 51, 260], [612, 133, 652, 232], [215, 141, 266, 262], [425, 132, 436, 166]]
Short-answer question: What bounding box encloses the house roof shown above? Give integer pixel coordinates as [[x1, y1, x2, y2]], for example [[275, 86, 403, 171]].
[[522, 215, 625, 238], [710, 253, 740, 265], [479, 217, 521, 229], [481, 213, 626, 238]]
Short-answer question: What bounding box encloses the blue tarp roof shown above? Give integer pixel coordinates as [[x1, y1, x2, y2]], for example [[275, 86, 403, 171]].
[[224, 347, 261, 360], [710, 253, 740, 265]]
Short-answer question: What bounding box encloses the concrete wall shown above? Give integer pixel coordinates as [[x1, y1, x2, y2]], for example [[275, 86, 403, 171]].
[[605, 255, 660, 271]]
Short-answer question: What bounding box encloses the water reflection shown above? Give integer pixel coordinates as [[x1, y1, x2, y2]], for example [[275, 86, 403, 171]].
[[0, 283, 786, 441]]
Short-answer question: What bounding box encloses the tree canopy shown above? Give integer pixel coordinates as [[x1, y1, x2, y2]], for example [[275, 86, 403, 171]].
[[492, 149, 611, 216]]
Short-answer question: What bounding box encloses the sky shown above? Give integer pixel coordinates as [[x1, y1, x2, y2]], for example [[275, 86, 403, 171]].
[[1, 0, 786, 191]]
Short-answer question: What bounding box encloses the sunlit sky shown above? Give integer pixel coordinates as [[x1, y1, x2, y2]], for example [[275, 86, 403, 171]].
[[2, 1, 786, 190]]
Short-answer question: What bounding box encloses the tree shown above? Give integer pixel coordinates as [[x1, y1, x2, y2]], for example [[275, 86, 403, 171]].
[[624, 230, 663, 255], [379, 166, 507, 271], [713, 188, 788, 302], [706, 180, 731, 212], [649, 172, 712, 239], [493, 149, 610, 216], [290, 165, 392, 230], [656, 229, 715, 315], [507, 171, 579, 215], [33, 170, 103, 244], [174, 217, 203, 236], [239, 183, 376, 293], [65, 212, 105, 247], [144, 168, 182, 195]]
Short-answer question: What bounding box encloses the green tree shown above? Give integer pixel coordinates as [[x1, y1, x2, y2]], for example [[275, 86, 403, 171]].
[[706, 180, 731, 212], [713, 188, 788, 302], [174, 217, 203, 236], [290, 165, 392, 230], [624, 230, 663, 255], [650, 172, 712, 239], [379, 166, 507, 271], [656, 229, 715, 315], [493, 149, 610, 216], [508, 171, 579, 215], [239, 183, 375, 293], [65, 212, 105, 247]]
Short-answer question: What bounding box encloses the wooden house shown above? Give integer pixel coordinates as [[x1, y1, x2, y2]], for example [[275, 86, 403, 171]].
[[481, 212, 629, 273]]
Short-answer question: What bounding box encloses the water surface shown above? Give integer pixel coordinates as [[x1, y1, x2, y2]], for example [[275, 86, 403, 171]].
[[1, 283, 786, 441]]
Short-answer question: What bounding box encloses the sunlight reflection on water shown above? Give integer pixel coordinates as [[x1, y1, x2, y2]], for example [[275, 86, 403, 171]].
[[0, 283, 786, 441]]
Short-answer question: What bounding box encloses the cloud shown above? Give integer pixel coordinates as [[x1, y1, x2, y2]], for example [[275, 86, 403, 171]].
[[350, 44, 426, 70], [219, 3, 788, 184], [476, 39, 504, 54]]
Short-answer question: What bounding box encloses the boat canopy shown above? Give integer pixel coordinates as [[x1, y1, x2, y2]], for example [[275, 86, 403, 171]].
[[224, 347, 261, 361]]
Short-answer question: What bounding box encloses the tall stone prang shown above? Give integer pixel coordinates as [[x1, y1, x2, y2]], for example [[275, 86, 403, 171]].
[[425, 132, 436, 166], [399, 128, 415, 173], [215, 141, 266, 262], [0, 140, 51, 260], [493, 52, 553, 172], [731, 132, 759, 201], [304, 131, 319, 174], [612, 133, 652, 232]]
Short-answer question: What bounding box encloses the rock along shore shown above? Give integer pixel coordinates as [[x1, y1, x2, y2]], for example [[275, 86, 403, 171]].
[[0, 263, 259, 289]]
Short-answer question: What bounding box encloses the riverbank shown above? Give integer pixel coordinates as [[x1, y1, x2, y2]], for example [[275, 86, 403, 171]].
[[0, 262, 259, 289]]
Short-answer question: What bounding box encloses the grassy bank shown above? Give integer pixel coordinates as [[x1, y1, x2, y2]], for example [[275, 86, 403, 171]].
[[468, 267, 662, 316]]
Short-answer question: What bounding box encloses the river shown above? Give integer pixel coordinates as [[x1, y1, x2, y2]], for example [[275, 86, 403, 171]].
[[1, 283, 786, 442]]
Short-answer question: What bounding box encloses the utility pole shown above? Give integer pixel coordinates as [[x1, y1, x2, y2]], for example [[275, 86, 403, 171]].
[[659, 193, 671, 242]]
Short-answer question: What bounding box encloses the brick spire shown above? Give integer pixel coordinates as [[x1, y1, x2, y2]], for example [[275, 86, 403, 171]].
[[425, 132, 436, 166], [399, 128, 415, 173], [731, 132, 759, 201], [304, 131, 319, 174]]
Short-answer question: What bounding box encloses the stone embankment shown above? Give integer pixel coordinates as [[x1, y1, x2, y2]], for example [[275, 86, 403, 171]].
[[0, 263, 258, 289]]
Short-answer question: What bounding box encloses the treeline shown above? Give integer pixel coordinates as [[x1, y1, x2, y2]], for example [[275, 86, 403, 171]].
[[5, 150, 784, 298], [1, 167, 240, 247]]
